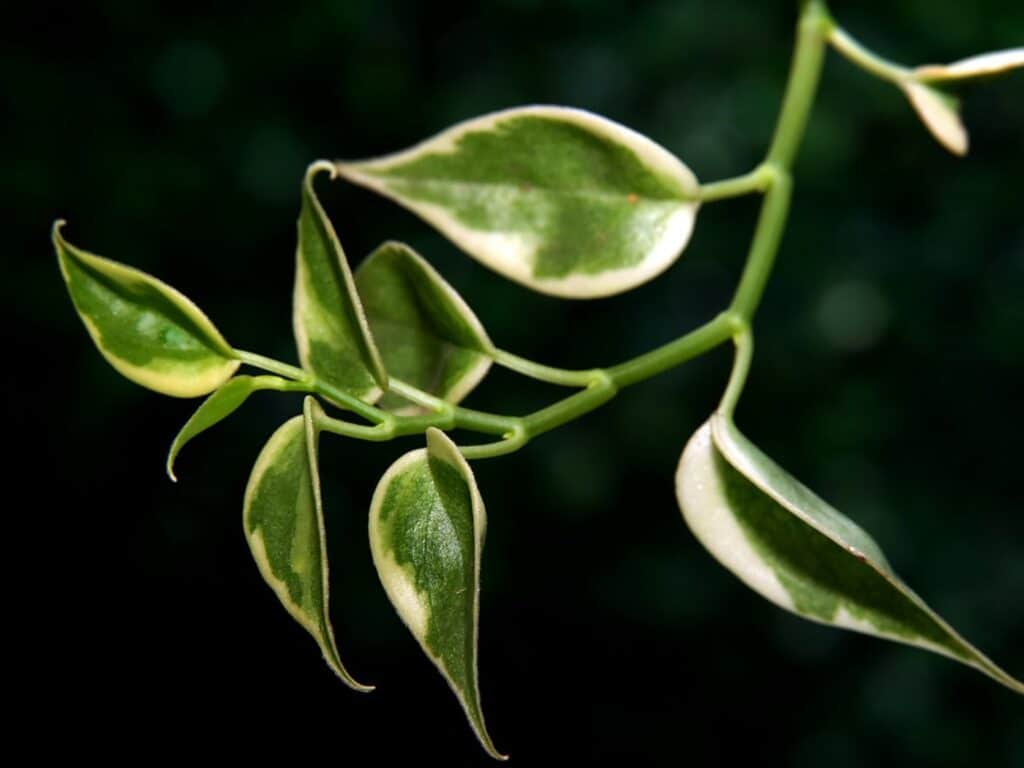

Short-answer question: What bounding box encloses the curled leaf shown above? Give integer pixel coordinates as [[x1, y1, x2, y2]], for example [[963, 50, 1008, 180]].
[[900, 81, 968, 156], [53, 221, 239, 397], [243, 399, 371, 691], [369, 428, 505, 759], [167, 374, 295, 481], [675, 416, 1022, 694], [338, 106, 699, 299], [355, 241, 494, 412], [294, 162, 388, 401], [915, 48, 1024, 81]]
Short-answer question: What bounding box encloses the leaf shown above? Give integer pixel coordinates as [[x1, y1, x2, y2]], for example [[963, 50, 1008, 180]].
[[900, 81, 968, 156], [53, 220, 239, 397], [167, 374, 295, 481], [337, 106, 700, 299], [675, 416, 1022, 694], [915, 48, 1024, 81], [355, 241, 494, 413], [369, 428, 505, 759], [243, 398, 371, 692], [294, 161, 388, 400]]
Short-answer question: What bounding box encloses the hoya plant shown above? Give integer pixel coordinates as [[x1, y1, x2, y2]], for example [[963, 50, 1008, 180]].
[[55, 1, 1022, 758]]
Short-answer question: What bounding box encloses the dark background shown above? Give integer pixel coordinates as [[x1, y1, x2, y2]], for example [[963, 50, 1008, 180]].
[[5, 0, 1022, 764]]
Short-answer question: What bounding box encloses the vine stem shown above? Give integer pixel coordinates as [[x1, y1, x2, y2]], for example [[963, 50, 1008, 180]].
[[237, 0, 832, 456]]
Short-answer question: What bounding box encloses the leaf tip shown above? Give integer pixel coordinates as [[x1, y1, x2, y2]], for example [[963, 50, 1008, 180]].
[[305, 159, 339, 184]]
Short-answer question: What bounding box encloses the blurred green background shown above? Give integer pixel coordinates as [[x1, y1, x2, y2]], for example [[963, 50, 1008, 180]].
[[5, 0, 1022, 764]]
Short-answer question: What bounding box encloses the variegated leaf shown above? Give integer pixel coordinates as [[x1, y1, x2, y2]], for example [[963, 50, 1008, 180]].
[[676, 416, 1022, 694], [369, 428, 505, 759], [294, 161, 388, 401], [243, 398, 371, 691], [53, 220, 239, 397], [167, 374, 295, 481], [355, 241, 494, 413], [337, 106, 700, 299]]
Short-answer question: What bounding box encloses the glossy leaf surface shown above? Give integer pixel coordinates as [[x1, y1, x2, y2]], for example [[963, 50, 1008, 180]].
[[167, 374, 295, 481], [369, 428, 504, 758], [356, 241, 493, 412], [243, 400, 371, 691], [338, 106, 699, 298], [294, 162, 387, 400], [676, 417, 1022, 693], [53, 221, 239, 397]]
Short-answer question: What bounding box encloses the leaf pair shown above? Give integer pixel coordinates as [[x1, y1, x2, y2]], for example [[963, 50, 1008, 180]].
[[676, 414, 1022, 693], [899, 47, 1023, 156], [245, 408, 504, 757], [337, 106, 701, 299], [295, 162, 494, 410]]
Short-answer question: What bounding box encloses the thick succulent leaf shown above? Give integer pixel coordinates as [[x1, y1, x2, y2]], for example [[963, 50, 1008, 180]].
[[675, 417, 1022, 694], [369, 428, 504, 759], [900, 81, 968, 156], [294, 161, 388, 400], [53, 220, 239, 397], [337, 106, 700, 299], [243, 401, 371, 692], [355, 241, 494, 412], [167, 374, 294, 481], [916, 48, 1024, 81]]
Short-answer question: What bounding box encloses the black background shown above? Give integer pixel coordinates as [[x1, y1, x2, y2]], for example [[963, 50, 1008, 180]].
[[5, 1, 1023, 764]]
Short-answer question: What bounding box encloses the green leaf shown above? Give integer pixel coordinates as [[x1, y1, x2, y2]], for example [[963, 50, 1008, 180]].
[[355, 241, 494, 413], [53, 220, 240, 397], [167, 374, 298, 481], [294, 161, 388, 400], [243, 398, 371, 692], [337, 106, 700, 299], [900, 81, 968, 156], [369, 428, 505, 759], [675, 416, 1022, 694]]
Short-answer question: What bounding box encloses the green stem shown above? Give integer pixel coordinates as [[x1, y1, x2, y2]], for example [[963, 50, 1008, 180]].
[[523, 372, 617, 438], [697, 167, 774, 203], [492, 348, 600, 387], [237, 348, 387, 424], [717, 327, 753, 419], [767, 2, 830, 169], [607, 312, 736, 388], [241, 2, 832, 459], [730, 0, 827, 323], [828, 25, 911, 85]]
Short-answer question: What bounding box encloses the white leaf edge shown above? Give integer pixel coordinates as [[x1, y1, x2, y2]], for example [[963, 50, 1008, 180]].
[[368, 428, 506, 759], [675, 418, 1023, 694], [337, 105, 700, 299]]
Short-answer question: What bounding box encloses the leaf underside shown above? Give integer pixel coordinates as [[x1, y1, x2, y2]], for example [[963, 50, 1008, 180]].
[[677, 418, 1022, 694], [356, 241, 493, 412]]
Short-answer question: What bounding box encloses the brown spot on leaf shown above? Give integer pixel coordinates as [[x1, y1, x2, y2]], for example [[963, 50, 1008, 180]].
[[627, 193, 639, 205]]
